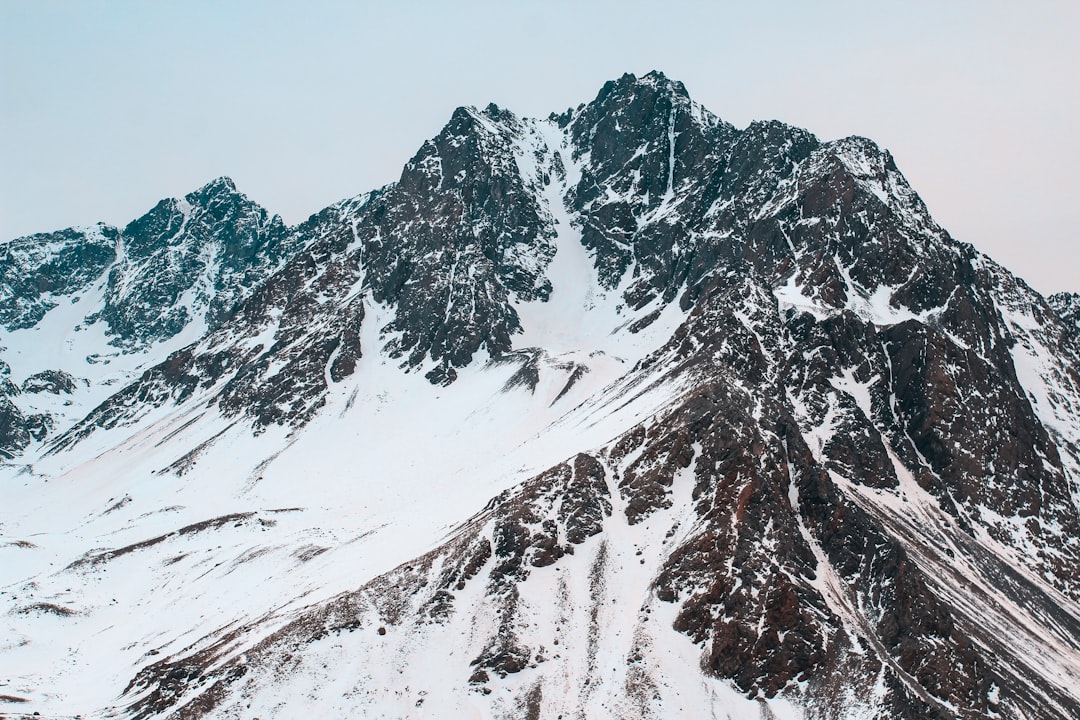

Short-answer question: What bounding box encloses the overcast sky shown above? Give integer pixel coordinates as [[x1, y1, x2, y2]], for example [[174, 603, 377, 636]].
[[2, 1, 1077, 293]]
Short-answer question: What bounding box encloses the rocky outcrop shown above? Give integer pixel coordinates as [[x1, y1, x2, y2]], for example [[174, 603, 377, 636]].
[[0, 224, 118, 330], [21, 370, 79, 395], [92, 177, 294, 348], [1049, 291, 1080, 337], [0, 179, 295, 352]]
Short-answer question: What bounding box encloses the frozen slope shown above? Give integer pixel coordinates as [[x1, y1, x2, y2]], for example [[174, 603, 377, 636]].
[[0, 270, 689, 717]]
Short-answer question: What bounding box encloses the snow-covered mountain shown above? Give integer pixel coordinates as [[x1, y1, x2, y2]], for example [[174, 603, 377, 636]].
[[2, 71, 1079, 719]]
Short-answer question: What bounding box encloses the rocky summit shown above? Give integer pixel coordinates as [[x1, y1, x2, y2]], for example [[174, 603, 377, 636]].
[[1, 71, 1079, 719]]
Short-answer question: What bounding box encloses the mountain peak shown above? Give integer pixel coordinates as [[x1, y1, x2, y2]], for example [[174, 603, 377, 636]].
[[638, 69, 687, 92], [621, 70, 688, 97], [444, 103, 521, 135], [186, 175, 239, 204], [204, 175, 236, 192], [1049, 291, 1080, 332], [592, 70, 691, 108]]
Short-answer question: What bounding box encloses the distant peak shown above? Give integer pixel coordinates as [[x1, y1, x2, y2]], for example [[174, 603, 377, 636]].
[[611, 71, 689, 100], [440, 103, 521, 143], [449, 105, 475, 122], [181, 176, 243, 208], [1048, 292, 1080, 330], [448, 103, 518, 124], [177, 175, 237, 202], [576, 71, 694, 125], [741, 119, 820, 150], [196, 176, 237, 195], [640, 70, 686, 91]]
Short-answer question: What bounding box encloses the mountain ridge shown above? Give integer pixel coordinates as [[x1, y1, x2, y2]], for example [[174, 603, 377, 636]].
[[2, 71, 1079, 719]]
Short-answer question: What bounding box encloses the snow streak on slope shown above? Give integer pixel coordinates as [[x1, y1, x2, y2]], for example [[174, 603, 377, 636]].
[[510, 118, 687, 362], [834, 449, 1080, 719]]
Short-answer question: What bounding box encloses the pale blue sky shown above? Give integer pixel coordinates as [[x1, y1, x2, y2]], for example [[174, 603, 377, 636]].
[[2, 1, 1077, 292]]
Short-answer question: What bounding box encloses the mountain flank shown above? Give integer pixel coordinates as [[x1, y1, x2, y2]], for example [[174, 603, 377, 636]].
[[1, 71, 1079, 720]]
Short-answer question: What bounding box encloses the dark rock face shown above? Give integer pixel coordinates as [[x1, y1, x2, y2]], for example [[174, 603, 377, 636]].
[[6, 72, 1080, 719], [1049, 291, 1080, 336], [0, 359, 28, 458], [0, 177, 294, 353], [94, 177, 294, 348], [564, 72, 737, 296], [0, 393, 29, 459], [0, 224, 118, 330], [360, 104, 557, 379], [21, 370, 79, 395]]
